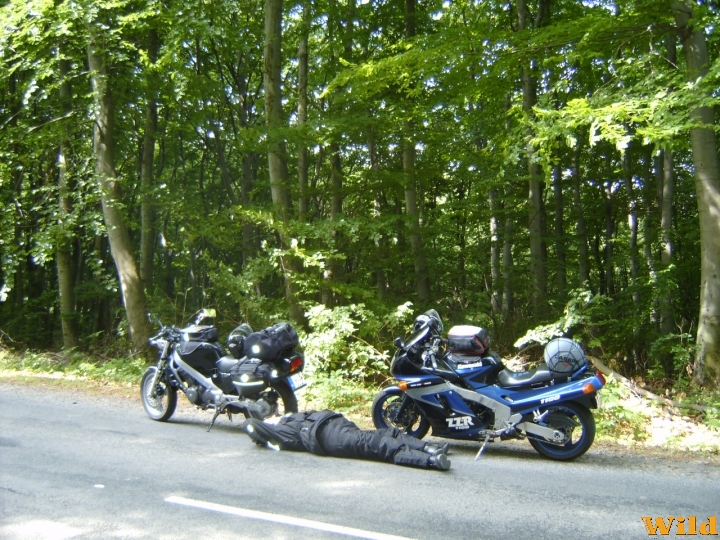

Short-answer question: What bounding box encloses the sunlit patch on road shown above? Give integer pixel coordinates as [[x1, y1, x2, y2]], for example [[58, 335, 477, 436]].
[[0, 520, 83, 540]]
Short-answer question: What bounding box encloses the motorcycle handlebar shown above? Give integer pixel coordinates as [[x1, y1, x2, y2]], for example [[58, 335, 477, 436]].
[[148, 325, 180, 346]]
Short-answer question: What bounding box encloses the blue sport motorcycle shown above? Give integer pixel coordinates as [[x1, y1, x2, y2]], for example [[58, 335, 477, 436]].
[[372, 310, 606, 461]]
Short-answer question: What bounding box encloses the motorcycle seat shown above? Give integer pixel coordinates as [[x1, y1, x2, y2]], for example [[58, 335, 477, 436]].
[[496, 364, 554, 388], [216, 355, 240, 373]]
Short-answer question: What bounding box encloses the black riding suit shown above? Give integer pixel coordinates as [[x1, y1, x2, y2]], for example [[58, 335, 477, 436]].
[[242, 410, 437, 469]]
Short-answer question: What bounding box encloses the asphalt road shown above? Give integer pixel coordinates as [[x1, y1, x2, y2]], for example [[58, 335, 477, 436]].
[[1, 381, 718, 540]]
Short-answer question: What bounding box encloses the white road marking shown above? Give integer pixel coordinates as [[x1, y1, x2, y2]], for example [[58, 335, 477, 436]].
[[165, 495, 416, 540]]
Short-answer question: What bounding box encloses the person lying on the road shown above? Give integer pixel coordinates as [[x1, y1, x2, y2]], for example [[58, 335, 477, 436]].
[[241, 409, 451, 471]]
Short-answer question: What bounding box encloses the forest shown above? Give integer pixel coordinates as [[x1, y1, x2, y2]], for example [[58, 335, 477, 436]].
[[1, 0, 719, 390]]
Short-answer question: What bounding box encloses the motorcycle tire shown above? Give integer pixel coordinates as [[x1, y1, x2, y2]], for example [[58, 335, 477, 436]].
[[270, 379, 299, 416], [141, 367, 178, 422], [528, 401, 595, 461], [372, 388, 430, 439]]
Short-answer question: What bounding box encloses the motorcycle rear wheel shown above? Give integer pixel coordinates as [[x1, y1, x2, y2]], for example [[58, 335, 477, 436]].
[[528, 401, 595, 461], [269, 379, 299, 416], [141, 367, 178, 422], [372, 388, 430, 439]]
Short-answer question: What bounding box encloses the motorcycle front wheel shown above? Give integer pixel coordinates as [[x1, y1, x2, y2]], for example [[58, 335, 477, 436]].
[[141, 367, 178, 422], [528, 401, 595, 461], [372, 388, 430, 439]]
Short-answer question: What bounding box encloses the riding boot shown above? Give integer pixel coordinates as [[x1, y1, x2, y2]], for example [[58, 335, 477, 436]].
[[241, 418, 283, 450], [392, 446, 451, 471], [423, 442, 450, 456]]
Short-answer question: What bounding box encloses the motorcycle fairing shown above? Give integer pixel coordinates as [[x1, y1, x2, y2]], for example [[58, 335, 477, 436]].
[[405, 381, 502, 439], [398, 372, 605, 440]]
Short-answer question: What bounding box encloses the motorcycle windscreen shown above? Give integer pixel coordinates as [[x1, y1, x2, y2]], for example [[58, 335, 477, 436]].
[[404, 325, 430, 350]]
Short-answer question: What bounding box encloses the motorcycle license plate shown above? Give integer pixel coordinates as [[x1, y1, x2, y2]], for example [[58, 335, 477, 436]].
[[288, 373, 307, 391]]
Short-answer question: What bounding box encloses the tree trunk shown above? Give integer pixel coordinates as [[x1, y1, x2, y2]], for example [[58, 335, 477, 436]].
[[572, 145, 590, 286], [264, 0, 303, 324], [140, 29, 158, 293], [552, 164, 566, 295], [241, 153, 257, 268], [368, 127, 388, 299], [623, 153, 639, 300], [659, 148, 675, 336], [297, 0, 310, 222], [212, 126, 240, 206], [403, 129, 430, 301], [602, 183, 615, 296], [623, 151, 641, 371], [88, 23, 150, 352], [674, 1, 720, 387], [502, 95, 514, 317], [518, 0, 549, 320], [56, 50, 79, 348], [489, 188, 501, 315], [404, 0, 430, 302], [229, 57, 257, 268], [322, 144, 343, 307], [502, 197, 514, 316], [660, 34, 677, 339]]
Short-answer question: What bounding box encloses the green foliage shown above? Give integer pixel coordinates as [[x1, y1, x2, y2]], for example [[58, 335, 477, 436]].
[[595, 378, 650, 442], [647, 332, 697, 380], [302, 371, 377, 413], [0, 347, 146, 384], [0, 0, 718, 390], [302, 302, 414, 379], [514, 289, 596, 349]]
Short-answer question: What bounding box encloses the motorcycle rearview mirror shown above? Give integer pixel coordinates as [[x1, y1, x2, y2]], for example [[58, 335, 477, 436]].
[[195, 308, 217, 324]]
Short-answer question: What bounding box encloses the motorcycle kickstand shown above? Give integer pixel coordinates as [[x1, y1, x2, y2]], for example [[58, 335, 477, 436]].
[[475, 434, 492, 461], [207, 408, 223, 432]]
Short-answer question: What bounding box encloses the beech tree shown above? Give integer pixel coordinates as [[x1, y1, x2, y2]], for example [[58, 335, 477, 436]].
[[673, 0, 720, 386], [87, 11, 150, 352], [0, 0, 718, 389]]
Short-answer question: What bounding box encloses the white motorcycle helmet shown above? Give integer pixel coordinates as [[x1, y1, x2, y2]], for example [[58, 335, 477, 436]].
[[543, 337, 587, 374]]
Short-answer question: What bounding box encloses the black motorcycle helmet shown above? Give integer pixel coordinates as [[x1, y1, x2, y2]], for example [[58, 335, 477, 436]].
[[413, 309, 443, 334], [227, 323, 254, 359], [476, 327, 491, 354]]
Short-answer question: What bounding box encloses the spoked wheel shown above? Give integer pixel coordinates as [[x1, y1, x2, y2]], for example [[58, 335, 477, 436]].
[[372, 388, 430, 439], [528, 401, 596, 461], [141, 368, 178, 422]]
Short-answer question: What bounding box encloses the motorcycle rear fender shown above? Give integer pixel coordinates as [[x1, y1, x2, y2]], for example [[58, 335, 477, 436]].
[[498, 374, 604, 415], [568, 394, 598, 410]]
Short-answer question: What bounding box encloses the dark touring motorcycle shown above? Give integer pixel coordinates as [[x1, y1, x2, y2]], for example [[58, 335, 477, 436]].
[[141, 309, 306, 430], [372, 310, 606, 461]]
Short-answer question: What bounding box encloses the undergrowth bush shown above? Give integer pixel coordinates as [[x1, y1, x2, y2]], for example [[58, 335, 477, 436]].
[[0, 347, 146, 385], [302, 371, 377, 413], [301, 302, 414, 381], [595, 378, 650, 442]]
